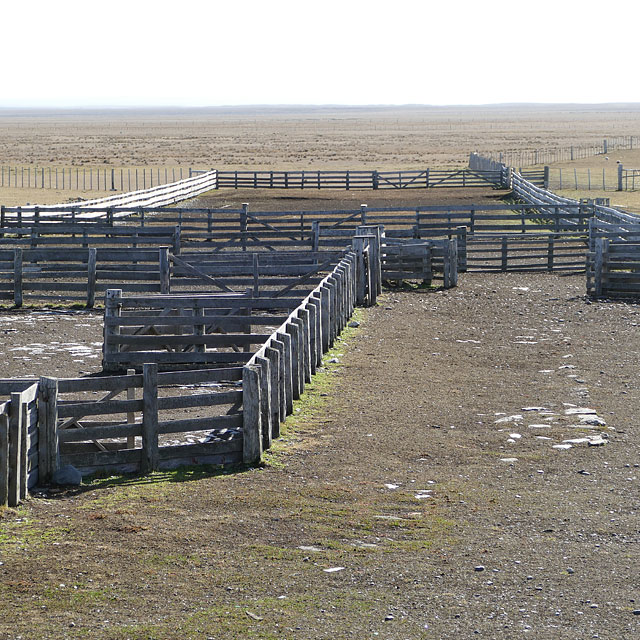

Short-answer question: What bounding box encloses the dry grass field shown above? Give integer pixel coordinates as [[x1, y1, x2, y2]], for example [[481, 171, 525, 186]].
[[1, 105, 640, 639], [2, 103, 640, 207]]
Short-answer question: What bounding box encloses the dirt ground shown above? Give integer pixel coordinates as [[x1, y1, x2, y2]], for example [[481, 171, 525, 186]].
[[1, 272, 639, 639]]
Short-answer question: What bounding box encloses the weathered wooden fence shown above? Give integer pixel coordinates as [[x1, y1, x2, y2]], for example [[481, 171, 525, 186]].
[[0, 382, 39, 507], [587, 218, 640, 297], [0, 242, 370, 497], [215, 168, 505, 190], [102, 290, 296, 371], [0, 247, 171, 307]]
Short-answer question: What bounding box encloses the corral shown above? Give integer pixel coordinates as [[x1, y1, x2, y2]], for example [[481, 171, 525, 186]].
[[1, 106, 640, 640]]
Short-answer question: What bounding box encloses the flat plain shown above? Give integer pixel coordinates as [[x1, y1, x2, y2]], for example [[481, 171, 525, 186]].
[[0, 105, 639, 640]]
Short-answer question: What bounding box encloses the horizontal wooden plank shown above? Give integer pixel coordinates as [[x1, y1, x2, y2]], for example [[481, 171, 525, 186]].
[[58, 422, 142, 442], [157, 390, 242, 411], [112, 334, 271, 347], [157, 413, 243, 434], [107, 352, 254, 364]]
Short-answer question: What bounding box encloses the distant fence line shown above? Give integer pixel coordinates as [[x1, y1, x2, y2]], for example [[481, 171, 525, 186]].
[[212, 168, 504, 190], [484, 136, 640, 168], [0, 166, 202, 192], [1, 165, 505, 194]]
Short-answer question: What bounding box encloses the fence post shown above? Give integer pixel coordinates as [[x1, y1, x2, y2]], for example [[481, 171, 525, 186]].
[[172, 225, 181, 256], [87, 248, 97, 308], [456, 226, 467, 272], [501, 237, 508, 272], [617, 164, 623, 191], [255, 355, 272, 451], [240, 203, 248, 252], [291, 317, 306, 393], [372, 170, 379, 189], [319, 286, 331, 352], [547, 237, 555, 271], [297, 308, 312, 383], [103, 289, 123, 371], [242, 365, 262, 464], [285, 322, 302, 400], [264, 346, 281, 439], [593, 238, 607, 297], [311, 220, 320, 252], [0, 407, 8, 506], [543, 166, 550, 189], [38, 377, 59, 485], [276, 331, 294, 415], [351, 237, 367, 305], [360, 204, 368, 225], [8, 392, 23, 507], [141, 363, 159, 473], [270, 338, 287, 424], [111, 168, 116, 191], [159, 247, 170, 293], [13, 248, 23, 307]]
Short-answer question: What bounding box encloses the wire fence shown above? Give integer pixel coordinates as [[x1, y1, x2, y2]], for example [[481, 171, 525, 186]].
[[0, 166, 199, 192], [487, 136, 639, 168]]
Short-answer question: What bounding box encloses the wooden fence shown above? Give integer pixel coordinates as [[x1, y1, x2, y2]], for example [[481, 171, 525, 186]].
[[102, 291, 299, 372], [215, 168, 505, 190], [587, 218, 640, 297], [0, 382, 39, 507], [0, 248, 171, 307], [381, 238, 458, 287], [0, 243, 369, 495], [0, 171, 218, 220], [0, 201, 601, 308]]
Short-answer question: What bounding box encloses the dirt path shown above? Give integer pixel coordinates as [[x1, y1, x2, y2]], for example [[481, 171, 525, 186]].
[[1, 272, 639, 639]]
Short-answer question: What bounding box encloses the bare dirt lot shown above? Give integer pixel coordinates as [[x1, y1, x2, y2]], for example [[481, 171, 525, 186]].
[[1, 273, 639, 639]]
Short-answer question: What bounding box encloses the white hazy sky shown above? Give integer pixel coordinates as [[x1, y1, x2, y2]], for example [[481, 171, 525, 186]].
[[2, 0, 639, 108]]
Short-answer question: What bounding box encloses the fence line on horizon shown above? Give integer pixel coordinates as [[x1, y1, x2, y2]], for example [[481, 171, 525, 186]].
[[486, 136, 640, 168], [0, 166, 198, 192]]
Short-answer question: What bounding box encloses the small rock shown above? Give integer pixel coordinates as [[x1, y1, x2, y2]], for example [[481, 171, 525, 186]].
[[565, 407, 597, 416], [567, 567, 575, 574], [51, 465, 82, 486], [348, 320, 360, 328], [588, 436, 608, 447], [385, 614, 394, 621], [578, 470, 591, 475], [632, 609, 640, 615], [552, 444, 572, 450], [329, 358, 340, 364], [474, 565, 485, 572]]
